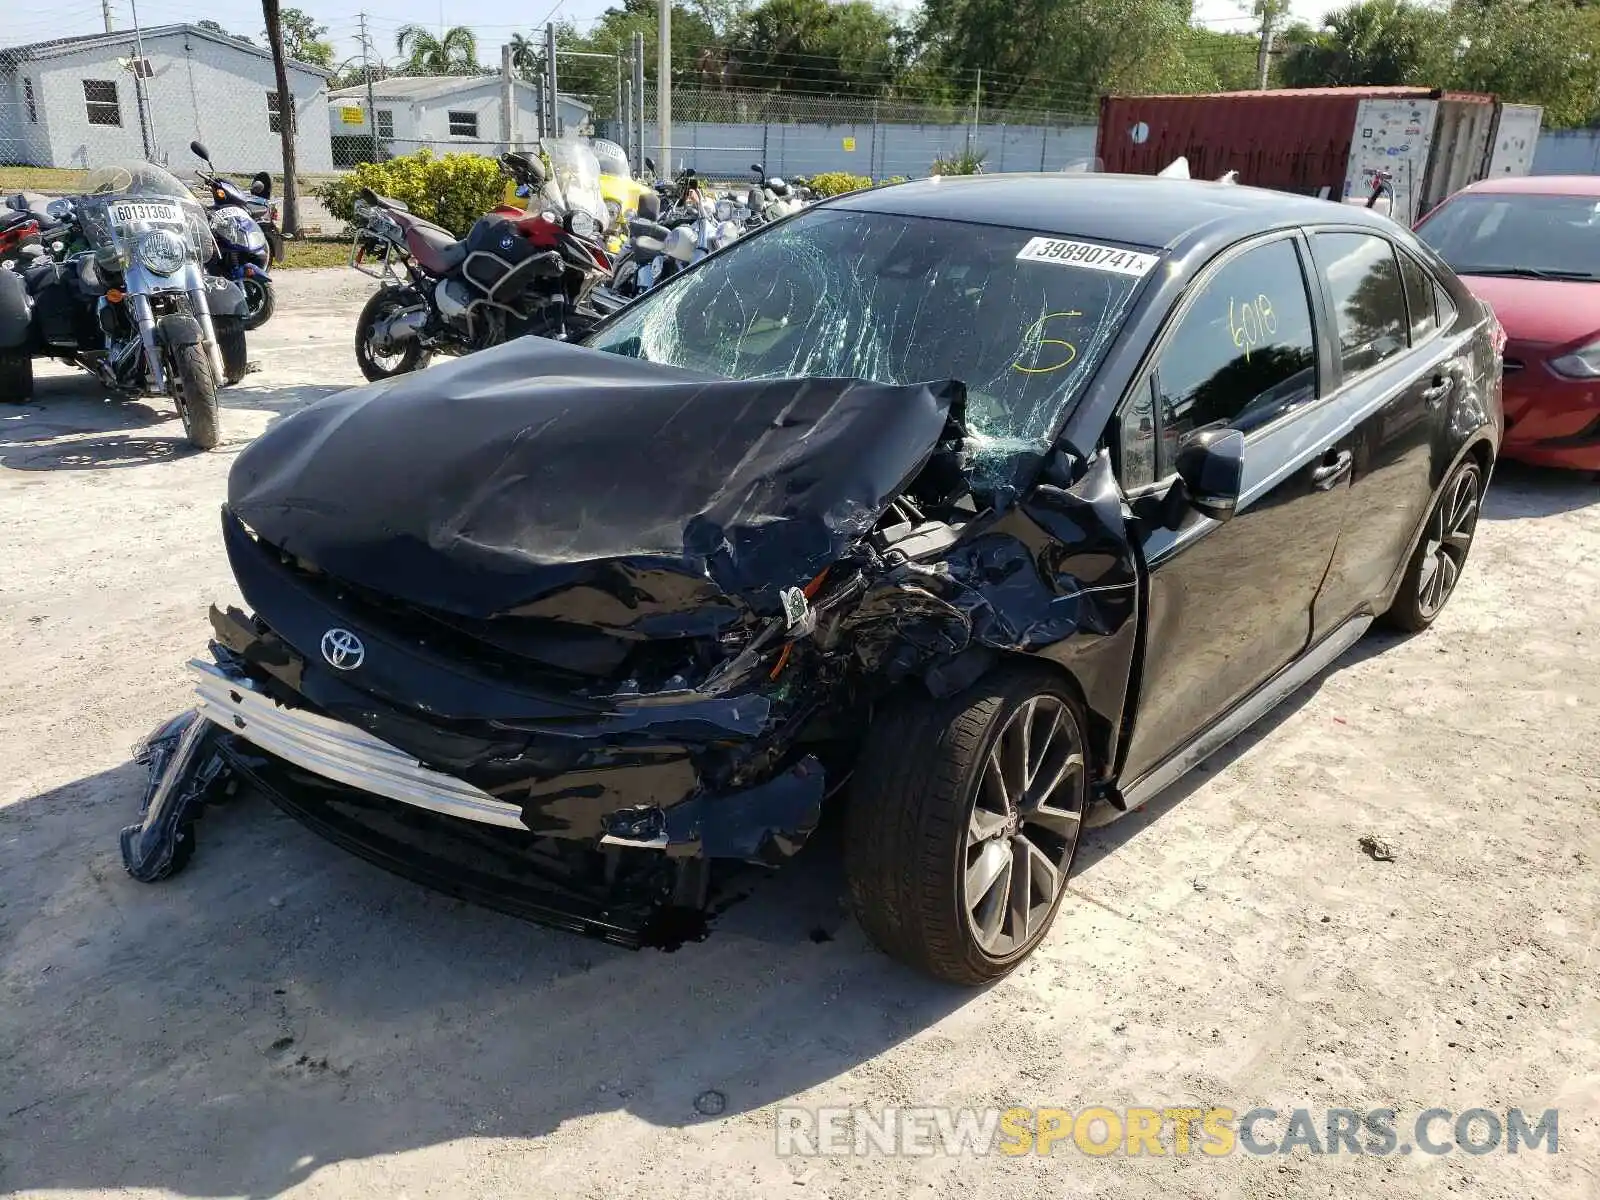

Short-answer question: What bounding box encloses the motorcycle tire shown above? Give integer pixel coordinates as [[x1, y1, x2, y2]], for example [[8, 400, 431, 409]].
[[215, 315, 249, 385], [241, 277, 275, 331], [354, 288, 431, 383], [169, 342, 221, 450], [0, 349, 33, 403]]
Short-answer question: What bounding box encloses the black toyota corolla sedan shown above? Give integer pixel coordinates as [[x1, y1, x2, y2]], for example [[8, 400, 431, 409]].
[[126, 174, 1502, 984]]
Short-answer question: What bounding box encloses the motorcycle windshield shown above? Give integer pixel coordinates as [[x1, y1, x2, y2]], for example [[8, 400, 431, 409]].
[[76, 163, 212, 270], [542, 138, 607, 225]]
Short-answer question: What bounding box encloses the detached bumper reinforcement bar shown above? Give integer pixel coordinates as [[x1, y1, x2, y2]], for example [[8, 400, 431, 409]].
[[188, 658, 529, 830]]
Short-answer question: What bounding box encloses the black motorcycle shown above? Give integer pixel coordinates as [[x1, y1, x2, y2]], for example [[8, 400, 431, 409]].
[[0, 161, 249, 450]]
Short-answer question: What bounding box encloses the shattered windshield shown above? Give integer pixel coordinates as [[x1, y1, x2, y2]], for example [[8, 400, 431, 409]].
[[586, 208, 1153, 487]]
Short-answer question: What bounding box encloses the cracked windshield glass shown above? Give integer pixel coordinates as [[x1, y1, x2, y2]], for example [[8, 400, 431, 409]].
[[588, 209, 1152, 487]]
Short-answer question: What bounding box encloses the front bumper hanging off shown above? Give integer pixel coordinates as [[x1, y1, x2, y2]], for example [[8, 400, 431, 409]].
[[120, 653, 825, 945]]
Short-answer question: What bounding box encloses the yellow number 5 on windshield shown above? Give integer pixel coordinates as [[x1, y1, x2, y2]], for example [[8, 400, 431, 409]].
[[1013, 311, 1083, 375]]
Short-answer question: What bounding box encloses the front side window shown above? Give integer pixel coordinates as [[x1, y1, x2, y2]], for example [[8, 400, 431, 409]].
[[448, 111, 478, 138], [83, 79, 120, 127], [1416, 193, 1600, 281], [588, 208, 1154, 493], [1313, 232, 1408, 376], [1150, 237, 1319, 466]]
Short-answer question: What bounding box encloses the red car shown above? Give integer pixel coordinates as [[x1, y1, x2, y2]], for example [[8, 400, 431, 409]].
[[1415, 175, 1600, 472]]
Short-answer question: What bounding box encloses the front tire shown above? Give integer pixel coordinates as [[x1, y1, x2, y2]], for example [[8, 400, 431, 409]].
[[354, 288, 431, 382], [1382, 458, 1482, 632], [168, 342, 220, 450], [240, 277, 275, 331], [845, 666, 1090, 985], [0, 349, 33, 402], [215, 315, 249, 385]]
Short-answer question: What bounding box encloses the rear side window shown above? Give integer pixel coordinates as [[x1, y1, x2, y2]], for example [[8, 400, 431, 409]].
[[1397, 250, 1436, 344], [1313, 232, 1408, 375], [1150, 237, 1319, 463]]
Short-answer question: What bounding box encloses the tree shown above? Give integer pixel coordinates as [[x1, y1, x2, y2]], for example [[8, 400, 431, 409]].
[[914, 0, 1204, 114], [725, 0, 902, 97], [262, 0, 300, 236], [554, 0, 718, 118], [1277, 0, 1447, 88], [197, 18, 254, 44], [509, 32, 541, 81], [1445, 0, 1600, 127], [270, 7, 335, 69], [395, 24, 480, 74]]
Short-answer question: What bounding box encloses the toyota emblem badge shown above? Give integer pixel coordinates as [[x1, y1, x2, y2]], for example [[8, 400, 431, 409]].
[[320, 627, 365, 670]]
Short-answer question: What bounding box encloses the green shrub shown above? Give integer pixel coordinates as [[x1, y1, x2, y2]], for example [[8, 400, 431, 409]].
[[808, 171, 873, 197], [879, 175, 909, 186], [930, 148, 987, 176], [314, 149, 507, 237]]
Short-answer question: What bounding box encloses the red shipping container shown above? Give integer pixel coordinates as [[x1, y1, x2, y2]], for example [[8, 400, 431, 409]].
[[1097, 87, 1496, 204]]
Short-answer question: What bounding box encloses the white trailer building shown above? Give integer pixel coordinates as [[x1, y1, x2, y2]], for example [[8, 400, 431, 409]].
[[0, 24, 334, 173], [327, 75, 593, 163]]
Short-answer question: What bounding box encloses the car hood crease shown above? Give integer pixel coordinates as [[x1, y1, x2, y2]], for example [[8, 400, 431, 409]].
[[227, 337, 964, 630]]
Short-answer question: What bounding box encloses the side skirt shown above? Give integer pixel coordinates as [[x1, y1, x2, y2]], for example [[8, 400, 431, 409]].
[[1091, 612, 1374, 826]]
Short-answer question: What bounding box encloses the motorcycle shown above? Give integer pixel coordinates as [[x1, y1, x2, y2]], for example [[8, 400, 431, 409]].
[[190, 140, 275, 330], [605, 191, 745, 303], [349, 138, 612, 382], [0, 160, 250, 449]]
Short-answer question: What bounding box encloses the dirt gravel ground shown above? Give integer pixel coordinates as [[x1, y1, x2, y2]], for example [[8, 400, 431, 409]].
[[2, 269, 1598, 1199]]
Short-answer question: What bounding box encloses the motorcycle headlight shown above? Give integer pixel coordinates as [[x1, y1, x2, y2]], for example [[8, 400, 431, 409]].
[[715, 199, 734, 222], [137, 228, 188, 275], [604, 199, 621, 227], [1549, 340, 1600, 378], [566, 210, 597, 239]]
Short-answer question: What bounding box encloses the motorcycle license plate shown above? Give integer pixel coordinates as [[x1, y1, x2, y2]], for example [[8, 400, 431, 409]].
[[112, 200, 182, 225]]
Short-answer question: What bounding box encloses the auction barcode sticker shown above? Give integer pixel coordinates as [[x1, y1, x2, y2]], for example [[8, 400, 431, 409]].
[[1016, 237, 1159, 277]]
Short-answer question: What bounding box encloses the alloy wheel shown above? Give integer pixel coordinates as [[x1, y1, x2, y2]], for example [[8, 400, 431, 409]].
[[1417, 466, 1480, 620], [364, 302, 410, 373], [963, 695, 1085, 957]]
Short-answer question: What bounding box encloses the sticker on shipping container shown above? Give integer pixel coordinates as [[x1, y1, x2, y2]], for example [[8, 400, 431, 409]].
[[1016, 237, 1159, 277]]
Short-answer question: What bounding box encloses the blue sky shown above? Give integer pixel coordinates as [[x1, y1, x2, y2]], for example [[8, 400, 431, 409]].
[[8, 0, 1331, 74]]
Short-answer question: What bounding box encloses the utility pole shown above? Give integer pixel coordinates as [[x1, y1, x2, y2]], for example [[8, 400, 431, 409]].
[[658, 0, 671, 175], [966, 68, 980, 157], [128, 0, 154, 158], [632, 30, 646, 174], [358, 11, 378, 162], [1254, 0, 1280, 90], [545, 22, 559, 137], [500, 42, 515, 151], [101, 0, 113, 33]]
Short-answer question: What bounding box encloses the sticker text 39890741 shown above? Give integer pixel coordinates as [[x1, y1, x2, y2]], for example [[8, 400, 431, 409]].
[[1016, 237, 1159, 278]]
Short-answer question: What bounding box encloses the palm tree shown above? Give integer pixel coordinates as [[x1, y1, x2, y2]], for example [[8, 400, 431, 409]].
[[395, 24, 480, 74], [509, 31, 540, 81]]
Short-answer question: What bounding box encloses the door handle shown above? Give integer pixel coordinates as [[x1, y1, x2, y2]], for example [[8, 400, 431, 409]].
[[1311, 449, 1353, 490], [1421, 375, 1454, 406]]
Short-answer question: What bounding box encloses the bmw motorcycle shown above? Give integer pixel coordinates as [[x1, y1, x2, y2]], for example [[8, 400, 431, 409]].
[[348, 139, 611, 382], [190, 140, 275, 330], [0, 161, 250, 450]]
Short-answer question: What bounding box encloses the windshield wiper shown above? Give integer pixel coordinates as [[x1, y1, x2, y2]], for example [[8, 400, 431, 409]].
[[1458, 266, 1600, 281]]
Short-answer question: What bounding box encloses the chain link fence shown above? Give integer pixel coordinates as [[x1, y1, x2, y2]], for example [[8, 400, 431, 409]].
[[2, 21, 1099, 194]]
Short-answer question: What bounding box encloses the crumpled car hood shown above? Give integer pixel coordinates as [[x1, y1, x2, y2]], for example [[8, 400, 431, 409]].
[[227, 337, 962, 633]]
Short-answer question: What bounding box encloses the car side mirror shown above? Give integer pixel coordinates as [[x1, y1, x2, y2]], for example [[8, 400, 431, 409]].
[[1175, 427, 1244, 522]]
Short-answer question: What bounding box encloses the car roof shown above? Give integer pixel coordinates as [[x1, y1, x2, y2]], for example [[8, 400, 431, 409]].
[[1453, 174, 1600, 197], [826, 173, 1397, 250]]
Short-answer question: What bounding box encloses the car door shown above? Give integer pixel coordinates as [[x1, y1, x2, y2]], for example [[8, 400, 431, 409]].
[[1113, 232, 1353, 787], [1308, 232, 1469, 632]]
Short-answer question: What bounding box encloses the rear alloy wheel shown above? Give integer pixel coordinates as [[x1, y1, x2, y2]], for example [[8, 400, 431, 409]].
[[845, 667, 1088, 985], [1384, 459, 1482, 632], [240, 277, 275, 331], [354, 288, 431, 382]]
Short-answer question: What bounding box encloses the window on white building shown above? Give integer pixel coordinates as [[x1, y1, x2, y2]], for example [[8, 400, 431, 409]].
[[83, 79, 121, 127], [24, 77, 37, 123], [267, 90, 295, 134], [448, 111, 478, 138], [376, 108, 394, 139]]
